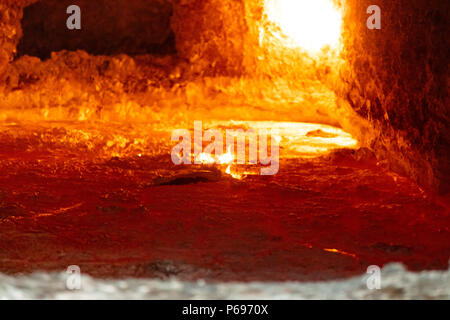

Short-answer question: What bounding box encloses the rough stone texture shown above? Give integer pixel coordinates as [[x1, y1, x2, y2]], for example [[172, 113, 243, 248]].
[[171, 0, 450, 193], [171, 0, 249, 76], [0, 0, 31, 82], [17, 0, 175, 59], [338, 0, 449, 193], [0, 0, 448, 193]]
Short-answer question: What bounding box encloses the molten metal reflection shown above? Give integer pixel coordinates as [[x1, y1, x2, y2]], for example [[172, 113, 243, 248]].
[[195, 121, 357, 179], [208, 121, 358, 158]]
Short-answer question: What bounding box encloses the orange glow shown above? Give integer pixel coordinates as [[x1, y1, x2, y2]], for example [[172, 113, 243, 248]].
[[196, 145, 234, 166], [265, 0, 343, 52], [324, 248, 357, 259], [209, 121, 358, 158], [196, 145, 243, 179], [192, 121, 357, 179]]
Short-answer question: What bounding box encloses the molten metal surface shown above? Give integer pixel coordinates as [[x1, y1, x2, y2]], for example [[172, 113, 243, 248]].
[[0, 120, 448, 281]]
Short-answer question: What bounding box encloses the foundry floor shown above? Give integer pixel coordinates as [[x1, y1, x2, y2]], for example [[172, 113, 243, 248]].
[[0, 121, 449, 282]]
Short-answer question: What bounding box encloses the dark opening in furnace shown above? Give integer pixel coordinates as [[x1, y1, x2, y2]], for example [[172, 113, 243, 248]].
[[16, 0, 176, 60]]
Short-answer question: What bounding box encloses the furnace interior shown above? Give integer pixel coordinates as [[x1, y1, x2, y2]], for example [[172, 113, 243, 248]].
[[0, 0, 447, 192], [0, 0, 448, 281]]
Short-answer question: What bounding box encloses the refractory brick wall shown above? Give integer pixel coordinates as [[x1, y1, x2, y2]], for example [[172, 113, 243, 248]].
[[339, 0, 449, 193], [0, 0, 32, 82], [171, 0, 249, 76]]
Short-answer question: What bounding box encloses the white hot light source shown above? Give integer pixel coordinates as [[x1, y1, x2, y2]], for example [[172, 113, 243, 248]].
[[265, 0, 343, 52]]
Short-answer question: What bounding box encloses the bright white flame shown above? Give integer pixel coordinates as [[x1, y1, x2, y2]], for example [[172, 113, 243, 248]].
[[196, 145, 235, 165], [195, 146, 242, 179], [225, 164, 242, 180], [265, 0, 342, 52], [218, 146, 234, 164]]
